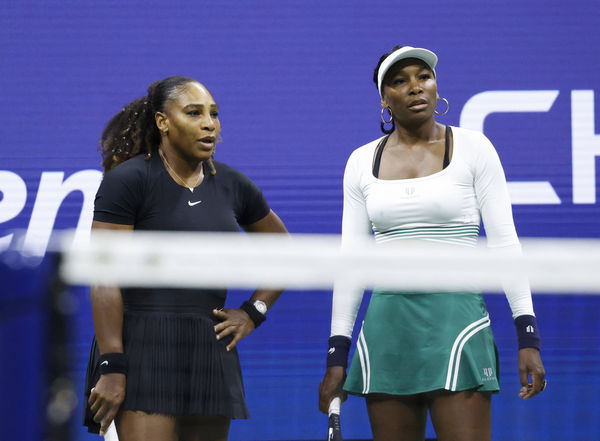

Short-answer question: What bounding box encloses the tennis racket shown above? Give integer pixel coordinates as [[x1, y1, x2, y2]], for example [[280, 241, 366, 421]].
[[327, 396, 342, 441]]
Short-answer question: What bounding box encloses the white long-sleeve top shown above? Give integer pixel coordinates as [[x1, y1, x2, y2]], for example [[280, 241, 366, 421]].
[[331, 126, 535, 338]]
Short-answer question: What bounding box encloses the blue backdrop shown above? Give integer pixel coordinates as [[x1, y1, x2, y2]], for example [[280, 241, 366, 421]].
[[1, 1, 599, 440]]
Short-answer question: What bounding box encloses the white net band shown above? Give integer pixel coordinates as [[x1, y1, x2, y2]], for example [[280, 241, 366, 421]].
[[59, 231, 600, 293]]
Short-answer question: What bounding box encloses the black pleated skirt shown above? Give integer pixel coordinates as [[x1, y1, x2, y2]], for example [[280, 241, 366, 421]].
[[84, 289, 249, 434]]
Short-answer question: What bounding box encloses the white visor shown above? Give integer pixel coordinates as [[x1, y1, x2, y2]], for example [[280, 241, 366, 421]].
[[377, 46, 438, 96]]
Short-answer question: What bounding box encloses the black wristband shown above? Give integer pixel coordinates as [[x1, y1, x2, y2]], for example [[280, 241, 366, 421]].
[[514, 315, 541, 350], [98, 353, 128, 376], [327, 335, 351, 368], [240, 301, 266, 328]]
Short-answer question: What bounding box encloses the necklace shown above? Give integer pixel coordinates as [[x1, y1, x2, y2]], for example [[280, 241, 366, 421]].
[[158, 148, 203, 192]]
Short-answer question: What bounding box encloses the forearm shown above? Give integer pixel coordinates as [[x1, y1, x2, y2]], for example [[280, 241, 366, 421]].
[[89, 221, 132, 354], [91, 285, 124, 354], [325, 279, 364, 369], [249, 288, 283, 310], [243, 210, 288, 310], [330, 277, 365, 338], [487, 245, 540, 349], [489, 243, 535, 317]]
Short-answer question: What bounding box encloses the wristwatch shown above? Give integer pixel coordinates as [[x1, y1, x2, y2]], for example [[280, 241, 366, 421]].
[[253, 300, 267, 315]]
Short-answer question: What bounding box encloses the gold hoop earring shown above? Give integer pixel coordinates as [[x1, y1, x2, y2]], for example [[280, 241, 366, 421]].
[[435, 97, 449, 116], [380, 107, 393, 124]]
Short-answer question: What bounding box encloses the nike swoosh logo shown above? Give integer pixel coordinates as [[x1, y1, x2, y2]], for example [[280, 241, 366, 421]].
[[100, 361, 108, 366], [188, 200, 202, 206]]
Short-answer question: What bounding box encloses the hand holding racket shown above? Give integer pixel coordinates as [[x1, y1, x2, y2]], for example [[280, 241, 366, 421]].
[[320, 359, 347, 440], [328, 396, 343, 441]]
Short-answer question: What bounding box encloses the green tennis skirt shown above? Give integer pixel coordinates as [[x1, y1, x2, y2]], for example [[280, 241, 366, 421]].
[[344, 291, 500, 396]]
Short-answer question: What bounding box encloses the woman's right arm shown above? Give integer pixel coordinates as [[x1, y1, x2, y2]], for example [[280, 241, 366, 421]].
[[88, 220, 133, 435], [319, 149, 373, 413]]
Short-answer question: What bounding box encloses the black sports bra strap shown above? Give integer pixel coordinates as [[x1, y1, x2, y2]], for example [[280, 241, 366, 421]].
[[373, 128, 451, 178], [443, 126, 452, 169], [372, 135, 390, 178]]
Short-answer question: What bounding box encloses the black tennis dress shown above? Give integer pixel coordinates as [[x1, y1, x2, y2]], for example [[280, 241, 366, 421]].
[[84, 153, 270, 433]]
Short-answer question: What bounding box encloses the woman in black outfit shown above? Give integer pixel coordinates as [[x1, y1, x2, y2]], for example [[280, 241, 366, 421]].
[[84, 76, 288, 441]]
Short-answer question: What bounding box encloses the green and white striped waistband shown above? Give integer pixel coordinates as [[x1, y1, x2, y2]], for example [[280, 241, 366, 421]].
[[373, 224, 480, 246]]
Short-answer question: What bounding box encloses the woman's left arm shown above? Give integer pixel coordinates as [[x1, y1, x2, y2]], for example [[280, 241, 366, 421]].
[[213, 210, 288, 350], [473, 134, 546, 399], [242, 209, 288, 308]]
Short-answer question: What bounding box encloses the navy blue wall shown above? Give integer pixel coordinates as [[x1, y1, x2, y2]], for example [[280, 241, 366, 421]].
[[1, 1, 599, 440]]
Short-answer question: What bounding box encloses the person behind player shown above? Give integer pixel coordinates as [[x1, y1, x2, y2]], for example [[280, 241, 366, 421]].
[[84, 76, 288, 441], [318, 46, 546, 441]]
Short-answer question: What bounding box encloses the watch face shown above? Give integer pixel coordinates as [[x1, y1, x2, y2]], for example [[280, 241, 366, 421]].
[[253, 300, 267, 315]]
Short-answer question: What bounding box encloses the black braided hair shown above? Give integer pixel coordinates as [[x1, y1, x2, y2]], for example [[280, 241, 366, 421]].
[[372, 45, 405, 135], [99, 76, 217, 175]]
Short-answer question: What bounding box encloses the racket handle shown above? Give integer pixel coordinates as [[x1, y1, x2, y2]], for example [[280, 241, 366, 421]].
[[328, 397, 343, 441], [328, 396, 341, 416]]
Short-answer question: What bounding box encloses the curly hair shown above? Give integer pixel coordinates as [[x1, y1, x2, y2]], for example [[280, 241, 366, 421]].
[[99, 76, 217, 175]]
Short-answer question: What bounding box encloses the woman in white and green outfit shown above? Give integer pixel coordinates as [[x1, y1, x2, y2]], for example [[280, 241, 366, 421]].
[[319, 46, 546, 441]]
